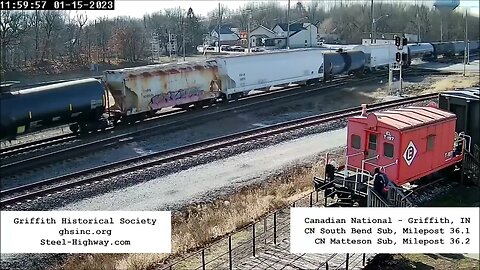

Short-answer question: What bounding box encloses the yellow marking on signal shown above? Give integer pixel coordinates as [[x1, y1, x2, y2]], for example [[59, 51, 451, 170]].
[[69, 104, 73, 111]]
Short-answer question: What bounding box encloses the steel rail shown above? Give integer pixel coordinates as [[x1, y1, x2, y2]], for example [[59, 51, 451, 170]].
[[0, 93, 437, 207], [0, 73, 362, 155], [0, 66, 448, 156], [0, 73, 388, 175]]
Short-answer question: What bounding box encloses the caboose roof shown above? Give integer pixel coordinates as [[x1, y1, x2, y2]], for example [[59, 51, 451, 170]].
[[358, 106, 456, 131]]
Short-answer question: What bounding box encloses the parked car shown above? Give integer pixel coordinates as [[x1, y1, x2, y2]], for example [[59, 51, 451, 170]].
[[251, 47, 265, 52], [220, 45, 231, 51], [205, 46, 216, 51], [230, 46, 245, 52]]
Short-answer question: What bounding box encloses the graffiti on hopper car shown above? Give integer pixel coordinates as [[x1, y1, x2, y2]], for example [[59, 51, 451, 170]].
[[149, 87, 205, 109]]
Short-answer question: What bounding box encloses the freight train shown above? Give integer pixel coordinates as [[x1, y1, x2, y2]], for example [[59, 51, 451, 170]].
[[316, 87, 480, 207], [1, 40, 479, 140], [323, 40, 480, 66]]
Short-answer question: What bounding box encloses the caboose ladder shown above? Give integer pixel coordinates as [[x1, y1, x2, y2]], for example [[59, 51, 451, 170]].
[[462, 144, 480, 186]]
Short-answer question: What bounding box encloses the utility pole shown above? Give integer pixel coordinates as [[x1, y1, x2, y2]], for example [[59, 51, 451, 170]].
[[247, 9, 251, 53], [463, 9, 468, 76], [286, 0, 290, 49], [370, 0, 374, 44], [182, 15, 186, 61], [440, 14, 443, 42], [416, 12, 421, 42], [218, 2, 221, 53]]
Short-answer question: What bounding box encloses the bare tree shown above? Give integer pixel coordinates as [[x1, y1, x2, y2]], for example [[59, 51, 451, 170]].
[[75, 12, 88, 62], [0, 11, 28, 69], [40, 10, 63, 60], [2, 1, 479, 73]]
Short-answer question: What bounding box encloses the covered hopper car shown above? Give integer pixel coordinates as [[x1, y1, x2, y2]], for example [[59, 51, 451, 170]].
[[215, 48, 326, 99], [103, 61, 222, 122], [351, 44, 408, 70]]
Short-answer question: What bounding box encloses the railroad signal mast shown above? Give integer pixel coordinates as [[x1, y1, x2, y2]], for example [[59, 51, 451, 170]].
[[389, 35, 408, 96]]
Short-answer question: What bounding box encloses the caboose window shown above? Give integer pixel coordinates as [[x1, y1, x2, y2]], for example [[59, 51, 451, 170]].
[[427, 135, 436, 151], [384, 142, 394, 158], [368, 133, 377, 150], [351, 134, 361, 149]]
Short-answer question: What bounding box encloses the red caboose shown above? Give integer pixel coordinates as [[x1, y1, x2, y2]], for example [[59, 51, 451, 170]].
[[345, 106, 464, 186]]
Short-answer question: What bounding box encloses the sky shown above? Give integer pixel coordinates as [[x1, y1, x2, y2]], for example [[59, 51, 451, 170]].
[[85, 0, 480, 20]]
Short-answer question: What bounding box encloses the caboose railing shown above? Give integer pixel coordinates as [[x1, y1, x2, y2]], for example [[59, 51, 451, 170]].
[[361, 155, 379, 183], [462, 145, 480, 186], [367, 185, 413, 208], [458, 132, 472, 153], [367, 188, 390, 207]]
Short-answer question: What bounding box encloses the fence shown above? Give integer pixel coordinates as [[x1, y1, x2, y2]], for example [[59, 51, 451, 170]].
[[158, 181, 374, 270]]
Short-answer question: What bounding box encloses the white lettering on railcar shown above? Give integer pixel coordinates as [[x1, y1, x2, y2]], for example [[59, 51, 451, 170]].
[[384, 131, 395, 141]]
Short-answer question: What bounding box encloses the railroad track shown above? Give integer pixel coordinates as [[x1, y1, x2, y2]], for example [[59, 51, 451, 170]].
[[0, 66, 449, 157], [0, 68, 449, 174], [0, 73, 383, 174], [0, 72, 369, 157], [0, 107, 188, 158], [0, 92, 438, 208]]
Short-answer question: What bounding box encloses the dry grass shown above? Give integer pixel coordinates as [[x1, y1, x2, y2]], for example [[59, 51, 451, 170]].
[[369, 74, 479, 100], [59, 150, 344, 270], [423, 74, 479, 94]]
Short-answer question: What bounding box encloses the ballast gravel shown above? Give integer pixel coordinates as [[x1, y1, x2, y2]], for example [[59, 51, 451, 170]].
[[9, 122, 347, 211]]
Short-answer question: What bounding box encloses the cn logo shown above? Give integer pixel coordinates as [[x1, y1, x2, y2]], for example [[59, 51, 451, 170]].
[[403, 141, 418, 166]]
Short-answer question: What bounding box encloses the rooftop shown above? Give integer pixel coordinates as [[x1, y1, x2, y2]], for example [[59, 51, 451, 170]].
[[274, 23, 306, 32], [359, 106, 457, 131]]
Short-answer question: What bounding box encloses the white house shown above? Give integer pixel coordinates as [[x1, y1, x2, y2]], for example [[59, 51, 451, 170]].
[[209, 25, 240, 46], [249, 25, 275, 47], [268, 23, 319, 48]]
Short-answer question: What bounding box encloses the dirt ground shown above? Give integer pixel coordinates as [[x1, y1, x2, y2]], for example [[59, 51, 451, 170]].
[[407, 74, 479, 94], [367, 73, 479, 100]]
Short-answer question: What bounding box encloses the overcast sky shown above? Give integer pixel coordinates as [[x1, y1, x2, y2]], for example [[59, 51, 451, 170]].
[[85, 0, 479, 20]]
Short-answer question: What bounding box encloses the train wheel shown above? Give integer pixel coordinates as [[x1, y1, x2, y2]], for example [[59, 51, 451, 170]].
[[306, 79, 317, 85], [146, 110, 158, 118], [177, 104, 192, 110], [219, 93, 228, 103], [78, 123, 90, 135], [69, 124, 79, 134]]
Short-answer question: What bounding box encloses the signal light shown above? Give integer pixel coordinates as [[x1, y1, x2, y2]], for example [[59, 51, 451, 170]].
[[402, 38, 408, 46], [402, 53, 408, 63], [395, 36, 401, 47], [396, 52, 402, 63]]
